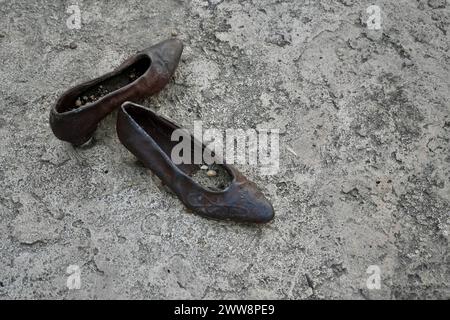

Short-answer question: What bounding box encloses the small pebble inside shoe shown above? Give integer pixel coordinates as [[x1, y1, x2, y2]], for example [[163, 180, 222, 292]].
[[190, 163, 232, 191]]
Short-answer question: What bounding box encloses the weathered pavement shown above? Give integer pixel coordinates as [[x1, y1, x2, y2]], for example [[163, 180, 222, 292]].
[[0, 0, 448, 299]]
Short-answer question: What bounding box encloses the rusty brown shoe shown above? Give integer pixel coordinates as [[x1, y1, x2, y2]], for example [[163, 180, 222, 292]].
[[50, 38, 183, 146], [116, 102, 275, 224]]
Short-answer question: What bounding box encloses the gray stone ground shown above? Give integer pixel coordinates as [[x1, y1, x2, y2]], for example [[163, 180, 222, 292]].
[[0, 0, 448, 300]]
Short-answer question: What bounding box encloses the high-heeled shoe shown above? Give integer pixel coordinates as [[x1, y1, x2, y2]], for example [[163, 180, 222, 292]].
[[116, 102, 275, 223], [50, 38, 183, 146]]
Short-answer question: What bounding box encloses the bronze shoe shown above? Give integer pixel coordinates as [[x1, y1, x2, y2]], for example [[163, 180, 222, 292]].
[[50, 38, 183, 146], [116, 102, 275, 224]]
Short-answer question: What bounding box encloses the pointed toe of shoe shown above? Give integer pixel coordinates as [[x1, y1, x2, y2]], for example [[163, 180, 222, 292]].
[[255, 201, 275, 223], [156, 38, 183, 75], [223, 183, 275, 224], [244, 196, 275, 224]]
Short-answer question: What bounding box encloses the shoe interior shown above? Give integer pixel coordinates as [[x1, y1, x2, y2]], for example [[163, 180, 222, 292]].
[[127, 105, 232, 191], [57, 56, 151, 113]]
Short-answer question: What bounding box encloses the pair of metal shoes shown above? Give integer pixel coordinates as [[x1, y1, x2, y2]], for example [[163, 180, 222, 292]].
[[50, 39, 274, 224]]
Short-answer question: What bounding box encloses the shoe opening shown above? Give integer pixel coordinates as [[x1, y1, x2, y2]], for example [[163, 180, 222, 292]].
[[56, 56, 151, 113], [125, 105, 233, 191]]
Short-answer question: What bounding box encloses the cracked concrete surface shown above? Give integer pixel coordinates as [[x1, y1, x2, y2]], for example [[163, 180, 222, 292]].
[[0, 0, 449, 299]]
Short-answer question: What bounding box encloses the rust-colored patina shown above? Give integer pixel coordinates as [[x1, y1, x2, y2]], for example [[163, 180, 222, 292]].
[[50, 38, 183, 146], [117, 102, 275, 223]]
